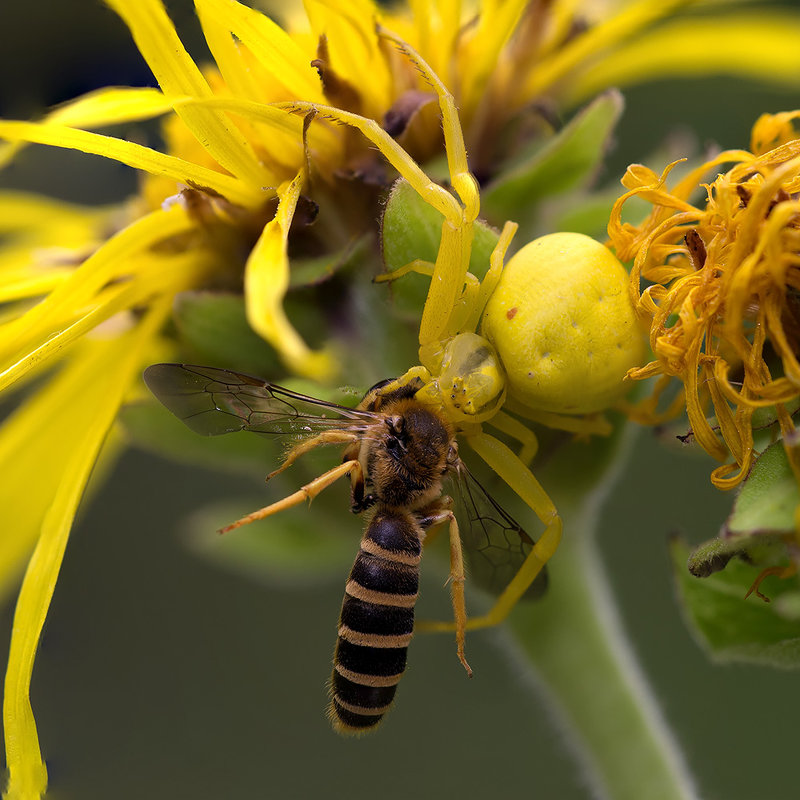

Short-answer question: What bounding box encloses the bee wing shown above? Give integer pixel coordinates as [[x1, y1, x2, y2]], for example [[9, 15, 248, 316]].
[[452, 461, 548, 601], [143, 363, 377, 436]]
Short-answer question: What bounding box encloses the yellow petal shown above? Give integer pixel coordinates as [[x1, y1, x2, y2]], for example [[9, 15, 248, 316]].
[[0, 120, 261, 207], [567, 13, 800, 103], [173, 95, 341, 175], [0, 206, 196, 369], [0, 267, 72, 304], [304, 0, 392, 116], [0, 192, 106, 235], [106, 0, 271, 185], [0, 87, 173, 170], [0, 250, 208, 394], [196, 0, 324, 102], [519, 0, 695, 103], [408, 0, 461, 79], [2, 298, 172, 800], [459, 0, 528, 115], [47, 86, 172, 128], [244, 171, 337, 380]]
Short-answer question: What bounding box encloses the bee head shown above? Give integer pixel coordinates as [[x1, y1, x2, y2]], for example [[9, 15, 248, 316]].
[[383, 403, 452, 475], [384, 414, 407, 456]]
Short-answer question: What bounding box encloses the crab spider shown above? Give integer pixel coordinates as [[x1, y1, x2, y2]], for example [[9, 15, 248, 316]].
[[273, 27, 644, 631]]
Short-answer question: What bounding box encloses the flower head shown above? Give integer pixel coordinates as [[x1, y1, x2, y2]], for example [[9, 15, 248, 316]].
[[4, 0, 800, 795], [609, 112, 800, 489]]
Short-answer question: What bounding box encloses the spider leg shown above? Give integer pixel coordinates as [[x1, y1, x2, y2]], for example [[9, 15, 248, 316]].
[[463, 432, 562, 629], [487, 411, 539, 465], [423, 431, 562, 633], [447, 273, 482, 334], [279, 26, 485, 367], [376, 27, 483, 359], [376, 26, 477, 217], [275, 102, 462, 221], [275, 98, 467, 360], [220, 460, 363, 533], [374, 259, 435, 283], [745, 563, 798, 602], [504, 400, 614, 437], [369, 365, 432, 398], [374, 258, 481, 347], [464, 220, 518, 332]]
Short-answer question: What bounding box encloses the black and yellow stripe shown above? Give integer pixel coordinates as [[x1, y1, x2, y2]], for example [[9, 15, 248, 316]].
[[329, 511, 423, 734]]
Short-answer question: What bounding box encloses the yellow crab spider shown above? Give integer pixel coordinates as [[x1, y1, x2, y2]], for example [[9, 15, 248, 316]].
[[275, 27, 644, 631]]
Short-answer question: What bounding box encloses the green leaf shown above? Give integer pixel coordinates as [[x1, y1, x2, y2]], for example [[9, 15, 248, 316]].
[[172, 291, 281, 375], [671, 537, 800, 667], [726, 441, 800, 536], [547, 190, 619, 240], [289, 235, 371, 289], [382, 178, 500, 274], [481, 91, 624, 224]]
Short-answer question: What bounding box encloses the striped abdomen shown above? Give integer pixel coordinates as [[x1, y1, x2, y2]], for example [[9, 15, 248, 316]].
[[329, 511, 423, 735]]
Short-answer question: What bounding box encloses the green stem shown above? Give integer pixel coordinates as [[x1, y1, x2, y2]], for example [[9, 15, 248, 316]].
[[504, 426, 697, 800]]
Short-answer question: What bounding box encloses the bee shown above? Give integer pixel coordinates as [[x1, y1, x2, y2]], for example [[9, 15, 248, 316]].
[[143, 363, 545, 735]]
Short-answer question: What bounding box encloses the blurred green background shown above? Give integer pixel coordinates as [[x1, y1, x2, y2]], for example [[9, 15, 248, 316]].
[[2, 1, 800, 798]]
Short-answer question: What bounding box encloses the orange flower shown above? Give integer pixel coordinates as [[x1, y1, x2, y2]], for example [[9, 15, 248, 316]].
[[609, 112, 800, 489]]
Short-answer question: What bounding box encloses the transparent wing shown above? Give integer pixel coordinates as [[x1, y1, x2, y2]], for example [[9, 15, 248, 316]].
[[143, 363, 377, 436], [453, 461, 548, 601]]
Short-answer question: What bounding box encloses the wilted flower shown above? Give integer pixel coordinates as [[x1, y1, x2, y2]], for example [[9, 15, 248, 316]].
[[609, 111, 800, 490]]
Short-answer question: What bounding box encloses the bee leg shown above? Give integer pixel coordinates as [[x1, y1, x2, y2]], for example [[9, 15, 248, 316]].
[[445, 510, 473, 677], [221, 459, 363, 533], [350, 492, 376, 514], [419, 505, 472, 677], [267, 430, 359, 481]]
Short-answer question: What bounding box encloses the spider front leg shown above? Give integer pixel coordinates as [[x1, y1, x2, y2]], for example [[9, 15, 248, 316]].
[[278, 28, 482, 369]]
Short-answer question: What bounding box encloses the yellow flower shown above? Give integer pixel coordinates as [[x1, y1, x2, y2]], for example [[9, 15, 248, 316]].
[[608, 112, 800, 490], [3, 0, 800, 795]]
